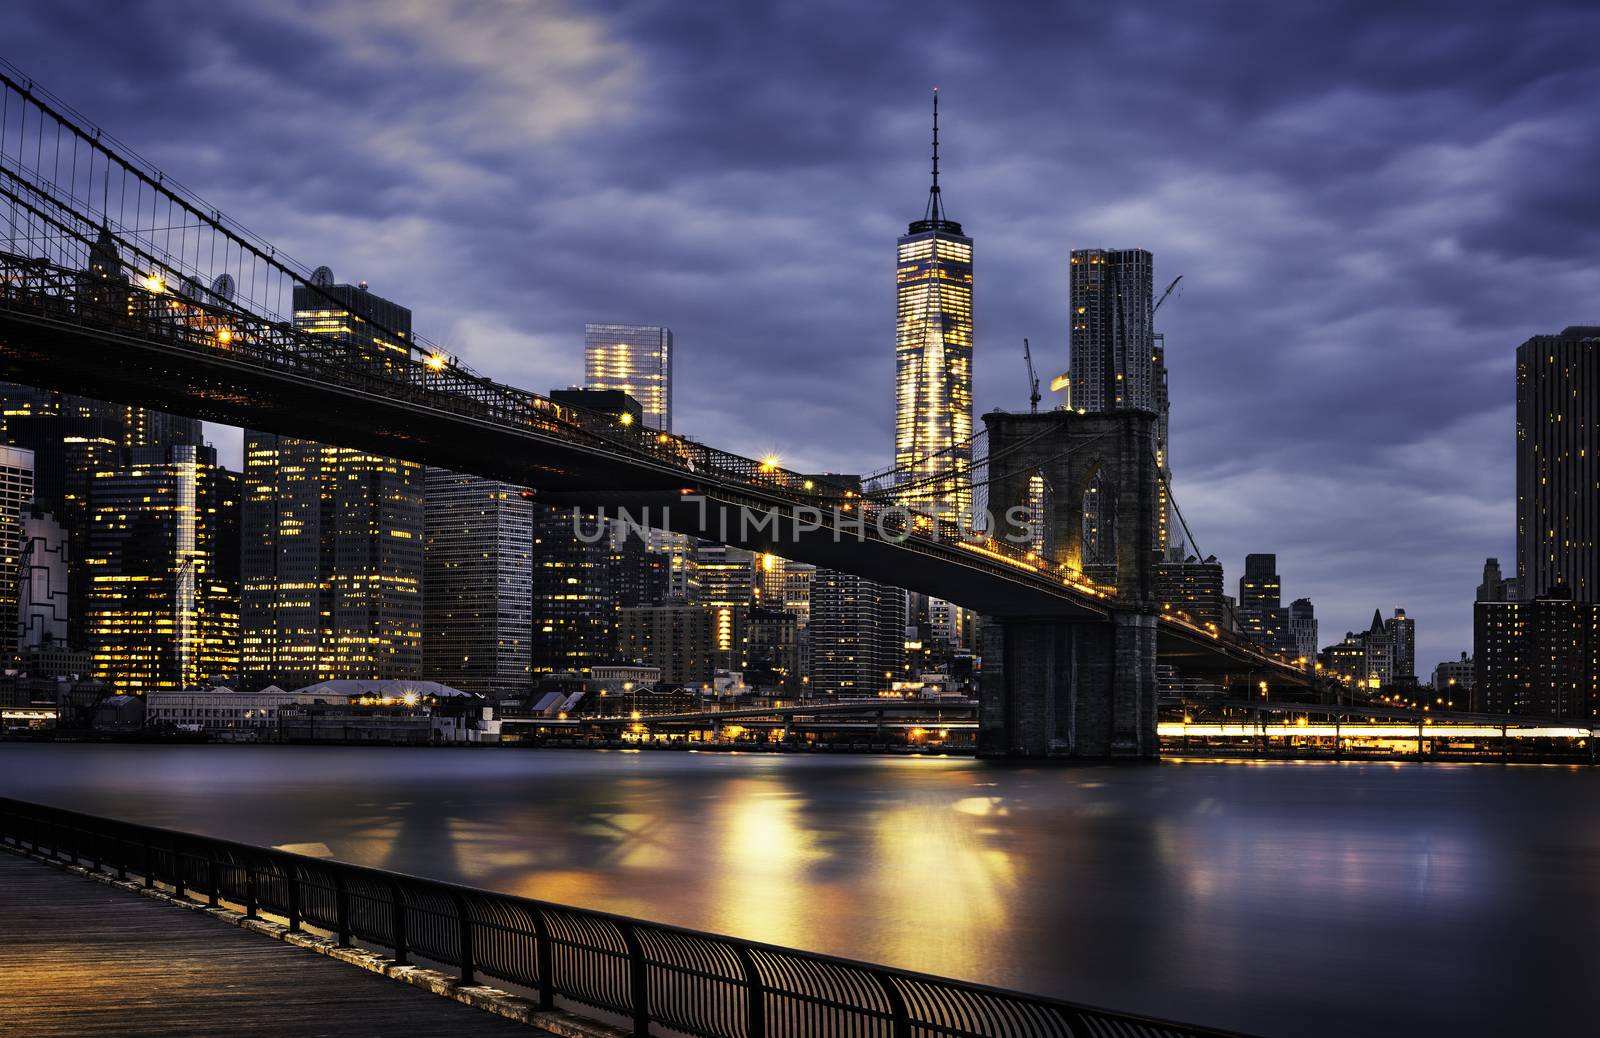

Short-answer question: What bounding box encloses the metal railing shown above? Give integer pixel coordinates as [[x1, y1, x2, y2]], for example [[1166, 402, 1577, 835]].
[[0, 796, 1250, 1038]]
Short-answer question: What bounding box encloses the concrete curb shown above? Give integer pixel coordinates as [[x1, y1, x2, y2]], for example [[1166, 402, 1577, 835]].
[[2, 845, 626, 1038]]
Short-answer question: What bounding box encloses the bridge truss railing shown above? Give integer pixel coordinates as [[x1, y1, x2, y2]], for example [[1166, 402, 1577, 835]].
[[1, 797, 1250, 1038]]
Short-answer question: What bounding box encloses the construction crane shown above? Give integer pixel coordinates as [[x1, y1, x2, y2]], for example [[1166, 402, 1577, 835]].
[[1153, 274, 1183, 316], [1022, 337, 1041, 413]]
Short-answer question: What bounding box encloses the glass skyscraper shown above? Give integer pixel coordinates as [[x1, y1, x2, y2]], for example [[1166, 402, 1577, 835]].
[[584, 323, 673, 433], [85, 443, 236, 693], [894, 92, 973, 522]]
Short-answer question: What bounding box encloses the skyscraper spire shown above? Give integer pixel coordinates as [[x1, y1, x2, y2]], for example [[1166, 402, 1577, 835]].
[[925, 88, 945, 224]]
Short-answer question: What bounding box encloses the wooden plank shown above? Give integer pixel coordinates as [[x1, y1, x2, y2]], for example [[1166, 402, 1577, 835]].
[[0, 852, 536, 1037]]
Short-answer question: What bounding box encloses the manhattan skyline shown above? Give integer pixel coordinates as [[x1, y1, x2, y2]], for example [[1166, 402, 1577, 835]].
[[13, 1, 1598, 672]]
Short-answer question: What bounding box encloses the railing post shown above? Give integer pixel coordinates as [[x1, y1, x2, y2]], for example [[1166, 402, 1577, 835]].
[[245, 865, 258, 919], [116, 833, 127, 881], [530, 909, 554, 1010], [390, 880, 408, 966], [143, 840, 153, 888], [734, 945, 766, 1038], [207, 849, 220, 907], [173, 841, 186, 898], [335, 872, 352, 947], [287, 866, 301, 932], [872, 970, 912, 1038], [618, 921, 650, 1036], [451, 891, 475, 985]]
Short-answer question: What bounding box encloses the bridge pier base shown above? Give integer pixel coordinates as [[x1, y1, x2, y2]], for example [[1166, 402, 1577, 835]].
[[978, 612, 1159, 760]]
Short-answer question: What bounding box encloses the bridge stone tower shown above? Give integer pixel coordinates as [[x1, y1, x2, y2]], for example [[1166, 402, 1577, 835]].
[[978, 409, 1161, 759]]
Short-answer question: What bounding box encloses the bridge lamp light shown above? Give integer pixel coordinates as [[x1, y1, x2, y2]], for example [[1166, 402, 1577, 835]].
[[215, 326, 234, 345], [619, 412, 635, 427], [425, 352, 448, 371], [402, 691, 420, 707], [803, 480, 814, 491], [630, 710, 642, 721], [142, 272, 166, 293]]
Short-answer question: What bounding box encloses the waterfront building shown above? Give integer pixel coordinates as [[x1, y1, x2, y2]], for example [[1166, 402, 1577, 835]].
[[809, 568, 906, 698], [894, 91, 973, 524], [617, 605, 716, 686], [1516, 326, 1599, 602], [0, 445, 34, 661], [1474, 590, 1600, 717], [584, 324, 673, 433], [145, 685, 334, 739], [423, 470, 533, 694], [242, 276, 423, 686]]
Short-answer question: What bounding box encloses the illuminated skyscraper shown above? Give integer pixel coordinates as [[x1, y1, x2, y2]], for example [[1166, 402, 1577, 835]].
[[895, 90, 973, 522], [585, 323, 673, 433], [582, 324, 688, 600], [241, 275, 423, 685], [0, 383, 199, 647], [85, 444, 236, 694]]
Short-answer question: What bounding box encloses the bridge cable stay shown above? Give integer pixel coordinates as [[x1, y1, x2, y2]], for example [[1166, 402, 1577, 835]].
[[1152, 451, 1205, 563], [861, 422, 1067, 503]]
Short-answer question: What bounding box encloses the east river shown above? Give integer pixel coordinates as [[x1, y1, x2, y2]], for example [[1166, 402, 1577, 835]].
[[2, 744, 1596, 1037]]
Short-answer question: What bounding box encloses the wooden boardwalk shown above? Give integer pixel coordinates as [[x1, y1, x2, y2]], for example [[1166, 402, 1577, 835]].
[[0, 852, 536, 1037]]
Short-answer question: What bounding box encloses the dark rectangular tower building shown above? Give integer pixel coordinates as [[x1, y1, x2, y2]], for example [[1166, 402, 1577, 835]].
[[1517, 327, 1599, 602]]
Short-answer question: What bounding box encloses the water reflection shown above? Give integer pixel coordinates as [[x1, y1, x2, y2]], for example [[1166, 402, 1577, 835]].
[[3, 745, 1598, 1037]]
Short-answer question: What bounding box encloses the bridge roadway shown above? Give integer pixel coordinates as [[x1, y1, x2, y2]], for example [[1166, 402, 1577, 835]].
[[0, 255, 1306, 686], [0, 850, 534, 1038]]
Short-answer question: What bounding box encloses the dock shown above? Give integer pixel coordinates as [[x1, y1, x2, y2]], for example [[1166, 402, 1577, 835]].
[[0, 851, 535, 1037]]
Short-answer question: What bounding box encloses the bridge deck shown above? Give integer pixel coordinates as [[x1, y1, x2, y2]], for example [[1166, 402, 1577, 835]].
[[0, 851, 534, 1037]]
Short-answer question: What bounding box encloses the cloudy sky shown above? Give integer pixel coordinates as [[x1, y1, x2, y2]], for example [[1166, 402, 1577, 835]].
[[15, 0, 1598, 673]]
